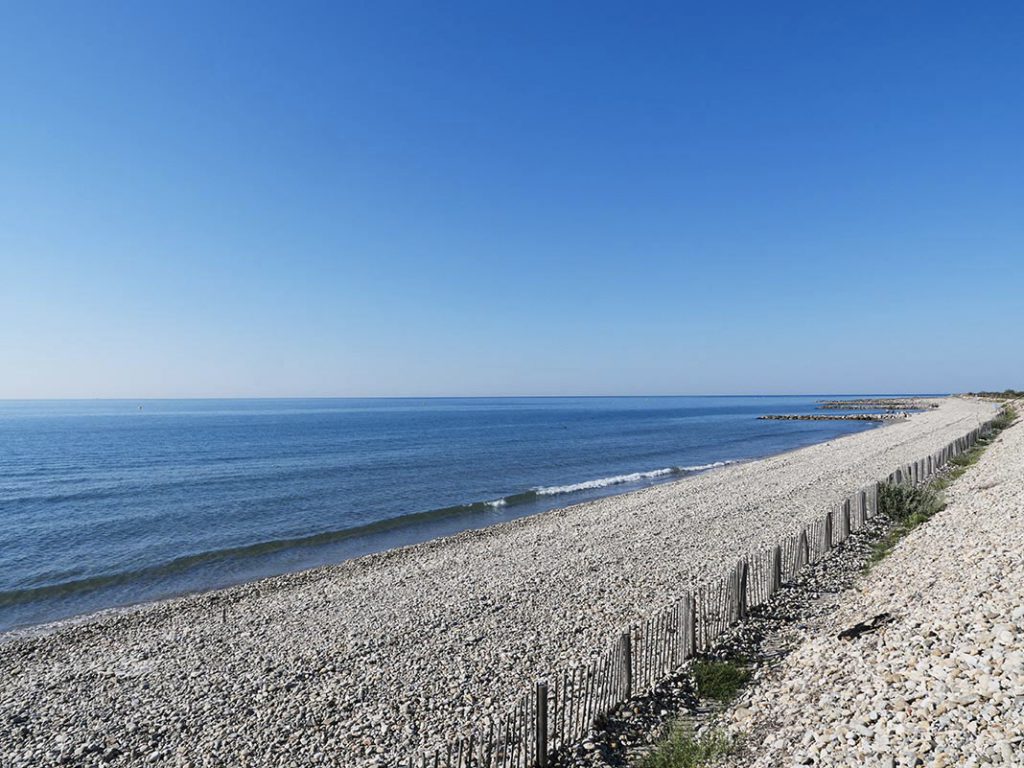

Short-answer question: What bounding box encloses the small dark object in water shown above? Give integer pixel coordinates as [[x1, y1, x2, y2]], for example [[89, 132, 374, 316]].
[[838, 612, 894, 640]]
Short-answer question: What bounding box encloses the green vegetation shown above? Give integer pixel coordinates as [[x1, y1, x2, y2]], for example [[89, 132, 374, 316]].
[[867, 483, 946, 566], [867, 403, 1017, 568], [966, 389, 1024, 400], [636, 659, 746, 767], [691, 659, 751, 704], [642, 403, 1018, 765], [878, 482, 944, 523], [637, 722, 733, 768], [990, 403, 1018, 431]]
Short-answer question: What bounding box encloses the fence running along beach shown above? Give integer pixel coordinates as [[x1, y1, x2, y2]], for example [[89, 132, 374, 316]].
[[402, 417, 998, 768]]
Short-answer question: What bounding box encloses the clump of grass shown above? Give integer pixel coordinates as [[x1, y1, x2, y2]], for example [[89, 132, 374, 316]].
[[990, 402, 1018, 430], [867, 483, 946, 566], [637, 722, 733, 768], [878, 482, 945, 524], [949, 449, 982, 468], [691, 659, 750, 704], [934, 442, 989, 489]]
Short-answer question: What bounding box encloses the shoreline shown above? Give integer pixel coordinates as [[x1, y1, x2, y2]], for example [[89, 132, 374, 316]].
[[0, 397, 994, 767], [0, 457, 759, 641], [0, 418, 885, 636]]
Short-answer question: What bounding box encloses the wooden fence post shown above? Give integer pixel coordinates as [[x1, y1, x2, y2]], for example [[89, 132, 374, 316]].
[[685, 593, 696, 658], [771, 545, 782, 594], [728, 567, 737, 623], [737, 559, 748, 621], [822, 511, 833, 553], [536, 681, 548, 768], [841, 502, 851, 540], [621, 632, 632, 700]]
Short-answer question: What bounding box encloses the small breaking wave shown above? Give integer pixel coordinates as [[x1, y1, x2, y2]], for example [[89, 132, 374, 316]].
[[0, 460, 735, 614], [532, 461, 735, 496]]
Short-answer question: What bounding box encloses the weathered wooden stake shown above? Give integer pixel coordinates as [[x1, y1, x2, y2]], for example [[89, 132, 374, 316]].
[[535, 681, 548, 768], [841, 502, 851, 540], [771, 545, 782, 594], [621, 632, 632, 699], [822, 511, 833, 553], [685, 592, 696, 658], [735, 559, 748, 621]]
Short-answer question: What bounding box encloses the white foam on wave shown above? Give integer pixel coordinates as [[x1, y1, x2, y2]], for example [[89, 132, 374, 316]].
[[679, 460, 735, 472], [533, 461, 734, 497], [485, 499, 507, 508]]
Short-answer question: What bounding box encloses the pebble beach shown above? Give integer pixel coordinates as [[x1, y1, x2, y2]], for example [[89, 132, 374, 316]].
[[0, 397, 995, 767], [721, 402, 1024, 767]]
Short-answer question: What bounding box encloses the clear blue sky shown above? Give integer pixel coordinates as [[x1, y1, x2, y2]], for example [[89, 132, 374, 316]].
[[2, 2, 1021, 397]]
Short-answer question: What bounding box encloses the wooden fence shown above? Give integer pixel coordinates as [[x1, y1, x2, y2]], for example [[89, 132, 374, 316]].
[[403, 418, 996, 768]]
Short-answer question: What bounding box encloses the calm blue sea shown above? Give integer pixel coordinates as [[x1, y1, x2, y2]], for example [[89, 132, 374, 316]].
[[0, 396, 913, 632]]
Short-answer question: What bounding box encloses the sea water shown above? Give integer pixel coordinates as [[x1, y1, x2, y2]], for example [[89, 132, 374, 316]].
[[0, 396, 909, 631]]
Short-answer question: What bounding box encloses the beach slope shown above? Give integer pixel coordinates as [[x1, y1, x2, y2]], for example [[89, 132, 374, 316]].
[[721, 403, 1023, 765]]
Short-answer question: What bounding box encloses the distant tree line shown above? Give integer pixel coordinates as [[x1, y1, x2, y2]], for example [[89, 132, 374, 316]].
[[966, 389, 1024, 399]]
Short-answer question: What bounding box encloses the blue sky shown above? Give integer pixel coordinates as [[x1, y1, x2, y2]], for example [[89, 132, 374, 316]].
[[2, 2, 1022, 397]]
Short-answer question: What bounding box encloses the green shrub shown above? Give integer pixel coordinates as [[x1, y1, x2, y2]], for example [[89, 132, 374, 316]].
[[691, 660, 750, 704], [868, 482, 946, 567], [878, 482, 944, 525], [990, 403, 1018, 431], [637, 723, 733, 768]]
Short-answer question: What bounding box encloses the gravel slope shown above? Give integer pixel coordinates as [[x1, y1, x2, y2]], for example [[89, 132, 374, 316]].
[[0, 398, 994, 767], [722, 403, 1023, 767]]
